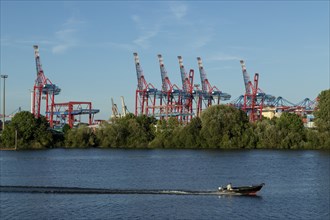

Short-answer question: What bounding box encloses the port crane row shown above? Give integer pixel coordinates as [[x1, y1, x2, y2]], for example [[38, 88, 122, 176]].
[[134, 53, 317, 123], [25, 45, 316, 129]]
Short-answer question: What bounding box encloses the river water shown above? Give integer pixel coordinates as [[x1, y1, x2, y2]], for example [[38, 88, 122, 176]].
[[0, 149, 329, 219]]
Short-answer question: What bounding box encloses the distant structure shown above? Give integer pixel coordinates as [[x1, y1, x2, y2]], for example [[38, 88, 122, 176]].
[[121, 96, 128, 117], [111, 98, 120, 119], [111, 96, 128, 119]]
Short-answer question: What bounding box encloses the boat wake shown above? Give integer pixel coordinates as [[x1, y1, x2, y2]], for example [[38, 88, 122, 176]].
[[0, 185, 223, 196]]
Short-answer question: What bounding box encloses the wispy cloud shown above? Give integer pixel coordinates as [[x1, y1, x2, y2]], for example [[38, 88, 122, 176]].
[[105, 42, 134, 51], [52, 28, 77, 54], [209, 53, 242, 61], [133, 30, 159, 49], [51, 14, 85, 54], [129, 2, 214, 51], [130, 14, 161, 49], [190, 33, 214, 50], [63, 15, 86, 27], [169, 2, 187, 20]]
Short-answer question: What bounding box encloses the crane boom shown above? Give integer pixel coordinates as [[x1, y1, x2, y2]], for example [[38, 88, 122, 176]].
[[157, 54, 170, 92], [111, 98, 119, 118], [240, 60, 251, 94], [134, 52, 145, 91], [197, 57, 208, 93], [121, 96, 127, 117], [33, 45, 47, 86], [178, 56, 188, 92]]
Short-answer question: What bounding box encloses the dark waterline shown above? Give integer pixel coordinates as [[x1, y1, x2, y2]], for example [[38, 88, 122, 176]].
[[0, 149, 329, 219]]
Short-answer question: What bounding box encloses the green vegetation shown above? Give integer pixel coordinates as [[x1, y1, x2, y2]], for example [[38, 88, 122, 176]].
[[1, 111, 52, 149], [1, 90, 329, 150], [313, 89, 330, 148], [200, 105, 250, 148]]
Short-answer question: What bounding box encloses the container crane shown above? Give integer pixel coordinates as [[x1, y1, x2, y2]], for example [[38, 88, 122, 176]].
[[111, 98, 120, 119], [272, 96, 296, 112], [121, 96, 128, 117], [178, 56, 195, 122], [240, 60, 251, 95], [295, 98, 316, 115], [196, 57, 231, 114], [239, 60, 265, 122], [243, 73, 264, 122], [157, 54, 182, 119], [230, 95, 244, 109], [134, 52, 157, 116], [32, 45, 61, 127]]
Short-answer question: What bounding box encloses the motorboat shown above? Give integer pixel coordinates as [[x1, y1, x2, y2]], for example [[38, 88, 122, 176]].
[[218, 183, 265, 195]]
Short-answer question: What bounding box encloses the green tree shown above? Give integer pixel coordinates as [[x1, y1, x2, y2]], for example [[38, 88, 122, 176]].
[[200, 105, 250, 148], [95, 114, 157, 148], [304, 129, 321, 149], [149, 117, 180, 148], [64, 125, 96, 148], [275, 112, 305, 149], [314, 90, 330, 132], [95, 122, 118, 148], [310, 89, 330, 149], [1, 111, 52, 149], [254, 119, 280, 148], [179, 117, 203, 148], [132, 115, 157, 147]]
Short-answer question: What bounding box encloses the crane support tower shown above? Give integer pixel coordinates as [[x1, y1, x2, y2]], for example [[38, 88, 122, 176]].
[[51, 102, 99, 128], [32, 45, 61, 127], [230, 95, 245, 109]]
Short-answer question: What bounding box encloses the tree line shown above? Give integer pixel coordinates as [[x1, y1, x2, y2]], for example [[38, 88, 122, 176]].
[[1, 89, 329, 150]]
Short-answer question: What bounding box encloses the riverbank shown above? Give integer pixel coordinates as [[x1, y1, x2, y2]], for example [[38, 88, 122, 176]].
[[0, 148, 16, 151]]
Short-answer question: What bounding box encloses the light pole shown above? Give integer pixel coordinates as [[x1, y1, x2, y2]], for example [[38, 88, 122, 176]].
[[1, 75, 8, 131]]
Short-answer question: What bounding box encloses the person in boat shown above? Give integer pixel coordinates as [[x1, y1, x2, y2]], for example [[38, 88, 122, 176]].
[[227, 183, 233, 191]]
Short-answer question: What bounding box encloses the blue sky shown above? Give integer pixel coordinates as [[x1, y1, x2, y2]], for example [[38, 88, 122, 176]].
[[1, 1, 329, 120]]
